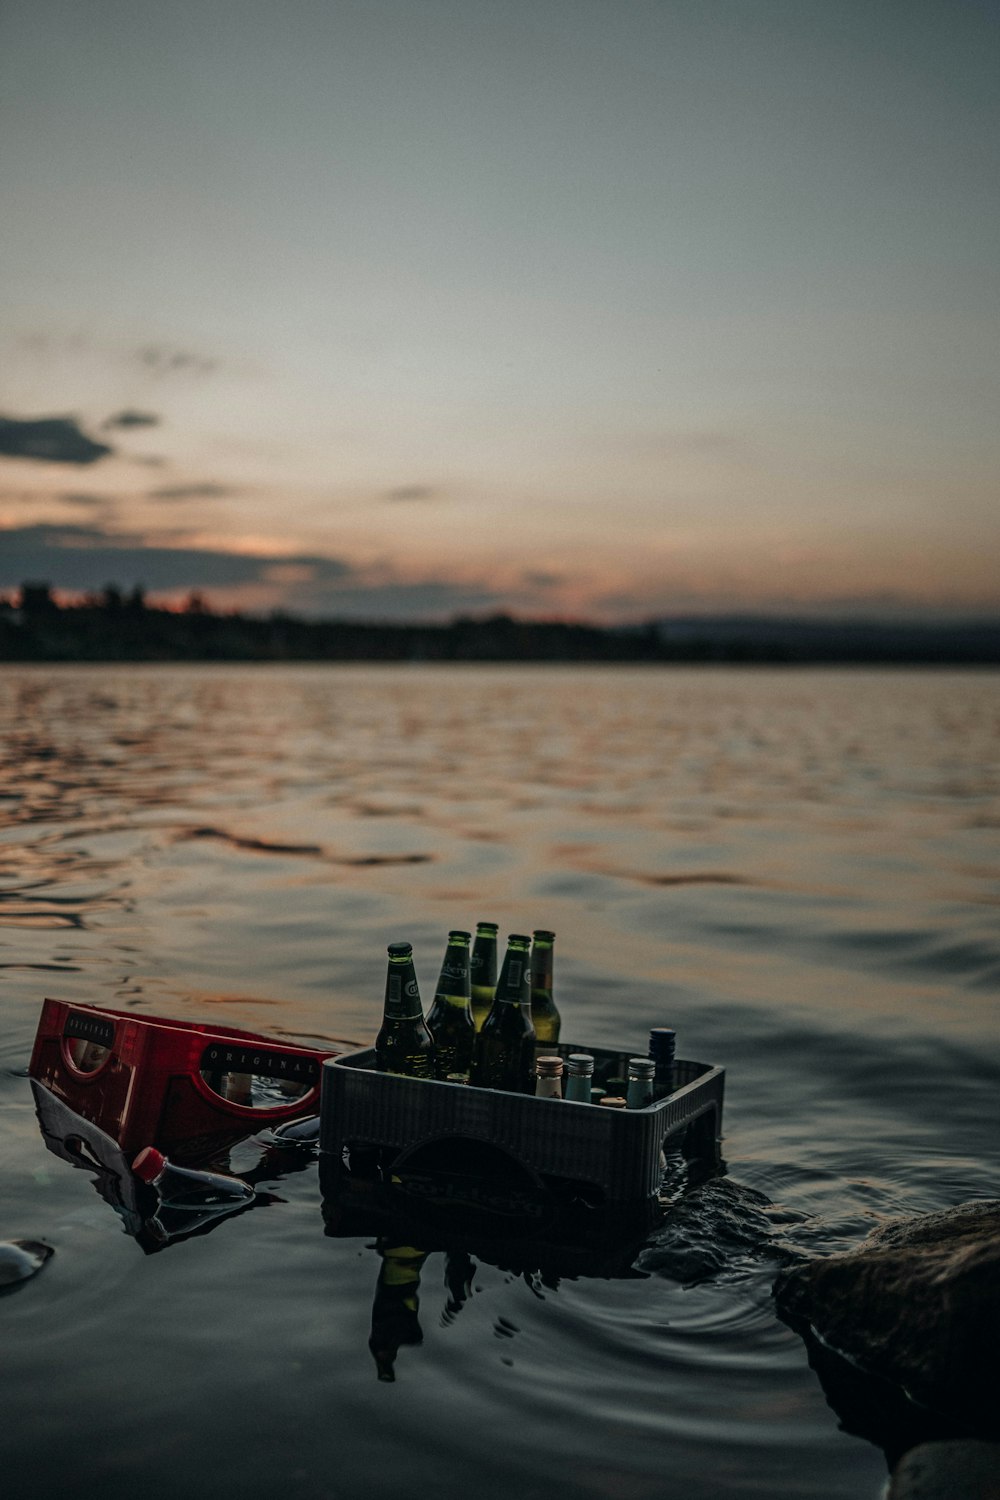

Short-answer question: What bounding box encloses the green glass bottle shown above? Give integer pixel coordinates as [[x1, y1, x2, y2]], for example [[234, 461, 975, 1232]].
[[529, 928, 561, 1044], [425, 929, 475, 1082], [470, 932, 536, 1093], [374, 942, 435, 1078], [469, 920, 499, 1031]]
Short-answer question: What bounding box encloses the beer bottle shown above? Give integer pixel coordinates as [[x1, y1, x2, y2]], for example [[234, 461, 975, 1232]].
[[470, 933, 536, 1093], [425, 930, 475, 1082], [625, 1057, 655, 1109], [648, 1027, 677, 1099], [534, 1054, 564, 1098], [564, 1052, 594, 1103], [529, 929, 561, 1044], [374, 942, 435, 1078], [469, 920, 499, 1031]]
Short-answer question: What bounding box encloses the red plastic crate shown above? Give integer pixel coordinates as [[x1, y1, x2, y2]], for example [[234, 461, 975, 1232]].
[[29, 998, 341, 1161]]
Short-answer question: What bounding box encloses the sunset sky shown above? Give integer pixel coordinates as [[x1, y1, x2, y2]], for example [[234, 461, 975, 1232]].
[[2, 0, 998, 622]]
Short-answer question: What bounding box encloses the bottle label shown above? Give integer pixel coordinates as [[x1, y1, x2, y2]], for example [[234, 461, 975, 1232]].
[[508, 960, 522, 987], [389, 975, 401, 1004]]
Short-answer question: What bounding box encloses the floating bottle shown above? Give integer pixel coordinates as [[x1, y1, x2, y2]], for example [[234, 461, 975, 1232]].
[[563, 1052, 594, 1103], [470, 933, 536, 1093], [375, 942, 435, 1079], [131, 1146, 254, 1210], [648, 1027, 677, 1099], [625, 1057, 655, 1109], [425, 930, 475, 1082], [529, 929, 561, 1044], [469, 921, 499, 1031], [534, 1054, 563, 1098]]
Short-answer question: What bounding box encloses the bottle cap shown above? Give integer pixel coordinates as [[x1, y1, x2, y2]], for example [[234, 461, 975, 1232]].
[[565, 1053, 595, 1076], [447, 930, 471, 941], [599, 1096, 627, 1109], [132, 1145, 166, 1183], [535, 1055, 563, 1076], [387, 942, 413, 957], [532, 929, 555, 942], [507, 933, 531, 945], [627, 1057, 656, 1079], [476, 921, 499, 932]]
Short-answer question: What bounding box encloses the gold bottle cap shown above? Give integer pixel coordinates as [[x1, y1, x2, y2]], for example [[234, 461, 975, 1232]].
[[534, 1054, 563, 1076], [599, 1095, 627, 1109]]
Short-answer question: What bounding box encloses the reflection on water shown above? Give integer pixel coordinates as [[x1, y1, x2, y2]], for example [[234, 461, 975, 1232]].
[[2, 665, 999, 1499]]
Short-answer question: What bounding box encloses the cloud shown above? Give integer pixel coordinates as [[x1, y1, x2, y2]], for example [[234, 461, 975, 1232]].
[[0, 522, 353, 594], [385, 484, 440, 502], [58, 493, 117, 512], [135, 346, 217, 376], [0, 415, 113, 466], [103, 409, 160, 430], [146, 482, 236, 502]]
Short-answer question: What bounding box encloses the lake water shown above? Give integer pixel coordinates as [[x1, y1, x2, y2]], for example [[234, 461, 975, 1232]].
[[1, 664, 998, 1499]]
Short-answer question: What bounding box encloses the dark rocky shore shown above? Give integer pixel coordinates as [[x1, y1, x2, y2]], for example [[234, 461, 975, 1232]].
[[773, 1199, 1000, 1496]]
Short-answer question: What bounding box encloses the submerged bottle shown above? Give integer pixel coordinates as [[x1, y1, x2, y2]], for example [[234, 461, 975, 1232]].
[[425, 930, 475, 1082], [470, 933, 536, 1093], [564, 1052, 594, 1103], [529, 929, 561, 1044], [625, 1057, 655, 1110], [131, 1146, 254, 1210], [375, 942, 435, 1078], [469, 921, 499, 1031], [534, 1054, 563, 1098]]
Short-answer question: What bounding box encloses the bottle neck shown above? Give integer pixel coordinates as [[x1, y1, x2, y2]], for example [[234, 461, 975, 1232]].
[[435, 943, 470, 1002], [494, 948, 530, 1006], [383, 962, 423, 1020]]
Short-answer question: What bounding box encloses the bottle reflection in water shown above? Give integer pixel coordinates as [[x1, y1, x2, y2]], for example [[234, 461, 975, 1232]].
[[469, 921, 499, 1031], [529, 929, 561, 1044], [471, 933, 536, 1094], [425, 930, 475, 1082], [375, 943, 435, 1079], [369, 1242, 429, 1382]]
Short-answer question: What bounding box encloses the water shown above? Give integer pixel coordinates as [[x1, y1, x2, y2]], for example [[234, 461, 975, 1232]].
[[1, 664, 998, 1499]]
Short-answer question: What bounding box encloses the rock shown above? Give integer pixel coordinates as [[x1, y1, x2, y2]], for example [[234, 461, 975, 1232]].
[[773, 1199, 1000, 1433], [0, 1239, 54, 1293], [888, 1440, 1000, 1499]]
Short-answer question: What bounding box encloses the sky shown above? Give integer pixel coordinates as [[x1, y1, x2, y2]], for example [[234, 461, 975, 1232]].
[[1, 0, 998, 622]]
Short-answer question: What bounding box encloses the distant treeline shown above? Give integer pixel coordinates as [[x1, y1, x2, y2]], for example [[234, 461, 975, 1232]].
[[1, 583, 998, 664]]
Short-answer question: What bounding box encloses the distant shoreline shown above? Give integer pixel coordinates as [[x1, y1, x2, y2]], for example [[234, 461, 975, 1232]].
[[2, 588, 997, 666]]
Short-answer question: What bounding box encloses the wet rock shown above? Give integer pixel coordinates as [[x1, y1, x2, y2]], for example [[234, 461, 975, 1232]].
[[773, 1199, 1000, 1432], [0, 1239, 54, 1293], [637, 1177, 794, 1284], [888, 1440, 1000, 1499]]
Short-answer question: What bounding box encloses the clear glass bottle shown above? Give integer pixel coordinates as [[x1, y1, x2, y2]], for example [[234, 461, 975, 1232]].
[[470, 933, 536, 1093], [534, 1054, 564, 1098], [564, 1052, 594, 1103], [374, 942, 435, 1078], [425, 930, 475, 1082], [469, 920, 499, 1031], [131, 1146, 254, 1209]]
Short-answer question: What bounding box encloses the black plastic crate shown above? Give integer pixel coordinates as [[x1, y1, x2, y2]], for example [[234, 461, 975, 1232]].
[[319, 1041, 724, 1207]]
